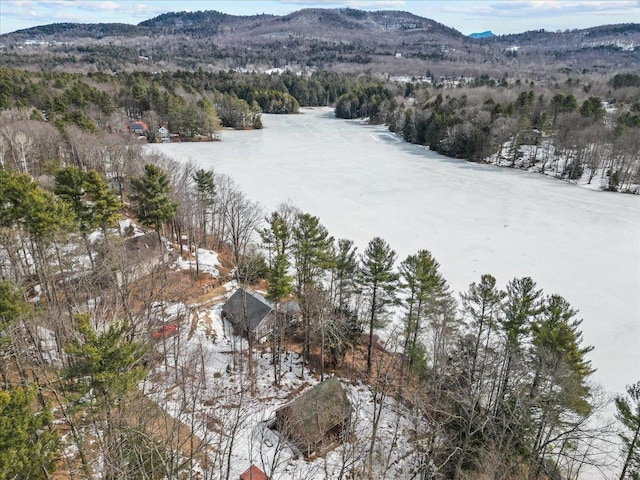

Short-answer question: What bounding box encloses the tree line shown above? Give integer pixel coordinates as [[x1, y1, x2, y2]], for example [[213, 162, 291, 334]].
[[0, 67, 369, 136], [335, 73, 640, 193], [1, 65, 639, 477], [1, 139, 639, 477], [3, 66, 637, 191]]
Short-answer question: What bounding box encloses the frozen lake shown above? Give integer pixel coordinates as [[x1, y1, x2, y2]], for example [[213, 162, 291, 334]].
[[151, 107, 640, 398]]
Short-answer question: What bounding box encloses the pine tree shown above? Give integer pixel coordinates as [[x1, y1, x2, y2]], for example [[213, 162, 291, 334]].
[[616, 382, 640, 480], [496, 276, 543, 407], [358, 237, 398, 373], [64, 313, 147, 408], [54, 166, 90, 230], [84, 169, 121, 237], [460, 274, 505, 389], [0, 281, 29, 333], [292, 213, 333, 292], [399, 249, 455, 376], [291, 213, 333, 360], [527, 294, 594, 477], [55, 167, 121, 264], [192, 168, 216, 245], [264, 212, 294, 385], [1, 171, 73, 303], [332, 238, 358, 310], [129, 163, 178, 251], [264, 211, 293, 303], [64, 313, 148, 479], [0, 387, 57, 480], [0, 281, 31, 388]]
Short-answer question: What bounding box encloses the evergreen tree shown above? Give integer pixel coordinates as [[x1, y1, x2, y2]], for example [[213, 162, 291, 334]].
[[83, 169, 121, 237], [55, 167, 121, 264], [0, 281, 30, 388], [129, 163, 178, 245], [0, 281, 29, 333], [497, 276, 543, 407], [1, 170, 73, 302], [192, 168, 216, 245], [64, 313, 148, 479], [260, 210, 291, 268], [580, 96, 605, 120], [64, 313, 147, 408], [358, 237, 398, 373], [617, 381, 640, 480], [399, 249, 455, 375], [0, 387, 57, 480], [54, 166, 89, 229], [527, 295, 594, 476], [4, 171, 72, 243], [264, 212, 294, 385], [292, 213, 333, 292], [460, 274, 505, 389], [449, 275, 505, 479], [265, 212, 293, 305], [291, 213, 334, 360], [55, 165, 94, 264], [331, 238, 358, 310]]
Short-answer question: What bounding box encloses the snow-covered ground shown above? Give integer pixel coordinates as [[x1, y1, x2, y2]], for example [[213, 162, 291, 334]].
[[144, 289, 424, 479], [175, 247, 221, 278], [148, 107, 640, 402], [486, 135, 638, 194]]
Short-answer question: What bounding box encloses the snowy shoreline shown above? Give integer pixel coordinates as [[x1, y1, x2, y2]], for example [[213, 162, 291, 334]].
[[150, 108, 640, 405], [355, 115, 639, 195]]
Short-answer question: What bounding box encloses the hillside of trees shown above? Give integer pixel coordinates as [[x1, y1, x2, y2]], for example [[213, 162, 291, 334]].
[[1, 9, 638, 76], [0, 11, 639, 476], [1, 140, 637, 478], [334, 72, 640, 192], [3, 65, 636, 193]]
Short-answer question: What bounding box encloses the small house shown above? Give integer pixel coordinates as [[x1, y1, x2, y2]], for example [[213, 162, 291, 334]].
[[239, 465, 268, 480], [221, 288, 300, 341], [116, 232, 167, 286], [222, 288, 274, 340], [274, 377, 352, 458], [519, 129, 541, 145], [158, 126, 170, 141], [128, 121, 148, 135]]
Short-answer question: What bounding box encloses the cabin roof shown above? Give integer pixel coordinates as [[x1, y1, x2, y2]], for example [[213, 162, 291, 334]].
[[222, 288, 273, 333], [275, 376, 352, 456]]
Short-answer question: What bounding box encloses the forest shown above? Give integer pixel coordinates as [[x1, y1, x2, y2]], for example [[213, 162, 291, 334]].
[[1, 66, 638, 192], [0, 63, 639, 479]]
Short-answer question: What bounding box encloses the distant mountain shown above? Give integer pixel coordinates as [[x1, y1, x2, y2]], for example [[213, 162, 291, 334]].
[[469, 31, 495, 39], [0, 8, 637, 76]]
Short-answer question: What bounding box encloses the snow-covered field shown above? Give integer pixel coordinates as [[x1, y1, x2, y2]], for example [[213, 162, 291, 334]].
[[149, 107, 639, 400], [145, 294, 425, 479]]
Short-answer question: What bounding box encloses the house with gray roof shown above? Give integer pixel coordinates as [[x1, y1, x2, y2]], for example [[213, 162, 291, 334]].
[[222, 288, 273, 340], [222, 288, 300, 341], [274, 377, 352, 458], [115, 232, 167, 287]]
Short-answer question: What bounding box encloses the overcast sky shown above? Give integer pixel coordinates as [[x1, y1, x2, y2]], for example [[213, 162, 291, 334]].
[[0, 0, 638, 35]]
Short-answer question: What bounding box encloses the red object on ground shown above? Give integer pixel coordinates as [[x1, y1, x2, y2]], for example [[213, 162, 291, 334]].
[[239, 465, 268, 480], [152, 323, 177, 339]]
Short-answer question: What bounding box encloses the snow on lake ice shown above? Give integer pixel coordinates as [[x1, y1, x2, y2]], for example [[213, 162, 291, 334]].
[[149, 107, 640, 398]]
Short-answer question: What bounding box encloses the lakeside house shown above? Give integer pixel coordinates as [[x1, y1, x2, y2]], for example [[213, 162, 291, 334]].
[[127, 120, 148, 135], [274, 377, 352, 458], [115, 232, 167, 286], [221, 288, 300, 341]]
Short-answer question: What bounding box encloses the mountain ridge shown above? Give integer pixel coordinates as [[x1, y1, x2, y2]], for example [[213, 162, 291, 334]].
[[1, 8, 638, 76], [469, 30, 495, 38]]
